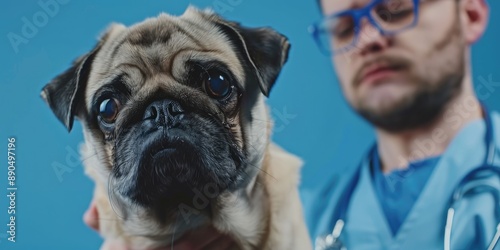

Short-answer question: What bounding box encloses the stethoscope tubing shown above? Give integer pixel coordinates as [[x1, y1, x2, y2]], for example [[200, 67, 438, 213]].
[[317, 106, 500, 250]]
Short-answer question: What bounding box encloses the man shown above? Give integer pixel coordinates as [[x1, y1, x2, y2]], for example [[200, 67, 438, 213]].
[[306, 0, 499, 249], [85, 0, 499, 249]]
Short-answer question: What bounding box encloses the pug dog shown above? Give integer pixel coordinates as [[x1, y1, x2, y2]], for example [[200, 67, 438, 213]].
[[41, 6, 311, 250]]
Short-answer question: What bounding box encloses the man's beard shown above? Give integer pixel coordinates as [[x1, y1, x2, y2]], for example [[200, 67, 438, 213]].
[[356, 71, 464, 133], [353, 18, 465, 133]]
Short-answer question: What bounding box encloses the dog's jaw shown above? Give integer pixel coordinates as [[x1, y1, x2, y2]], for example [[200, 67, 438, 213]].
[[82, 140, 311, 250]]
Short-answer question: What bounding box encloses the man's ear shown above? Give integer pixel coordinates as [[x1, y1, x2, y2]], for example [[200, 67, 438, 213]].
[[460, 0, 489, 45], [209, 15, 290, 97], [41, 24, 124, 131]]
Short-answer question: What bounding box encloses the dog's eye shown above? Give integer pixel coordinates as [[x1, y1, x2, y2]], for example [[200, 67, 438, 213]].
[[99, 98, 120, 124], [204, 70, 233, 99]]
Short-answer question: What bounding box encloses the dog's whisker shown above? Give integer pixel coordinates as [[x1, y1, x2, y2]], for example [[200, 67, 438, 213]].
[[97, 218, 123, 222], [246, 117, 273, 124], [244, 159, 277, 182], [107, 172, 127, 220], [81, 151, 98, 162], [170, 215, 180, 250]]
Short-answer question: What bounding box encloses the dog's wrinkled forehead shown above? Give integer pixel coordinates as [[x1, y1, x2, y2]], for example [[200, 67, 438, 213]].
[[41, 6, 289, 131], [86, 8, 244, 108]]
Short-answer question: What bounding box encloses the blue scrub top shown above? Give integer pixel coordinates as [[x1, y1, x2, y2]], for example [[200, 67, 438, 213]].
[[301, 111, 500, 249], [371, 150, 441, 236]]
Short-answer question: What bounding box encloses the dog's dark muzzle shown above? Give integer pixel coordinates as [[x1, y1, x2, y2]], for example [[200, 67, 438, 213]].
[[113, 97, 244, 210]]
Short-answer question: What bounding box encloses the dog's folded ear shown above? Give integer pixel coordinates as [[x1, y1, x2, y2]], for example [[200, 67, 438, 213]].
[[41, 43, 101, 131], [210, 17, 290, 97], [236, 26, 291, 97], [41, 24, 124, 131]]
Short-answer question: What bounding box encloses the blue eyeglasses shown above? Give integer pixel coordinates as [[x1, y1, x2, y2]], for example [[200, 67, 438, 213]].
[[309, 0, 421, 55]]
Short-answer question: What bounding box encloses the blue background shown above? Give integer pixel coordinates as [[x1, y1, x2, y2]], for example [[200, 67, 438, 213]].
[[1, 0, 499, 249]]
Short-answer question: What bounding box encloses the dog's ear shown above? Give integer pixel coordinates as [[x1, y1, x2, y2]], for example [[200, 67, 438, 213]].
[[236, 26, 290, 97], [41, 43, 101, 131], [41, 24, 124, 131], [207, 14, 290, 97]]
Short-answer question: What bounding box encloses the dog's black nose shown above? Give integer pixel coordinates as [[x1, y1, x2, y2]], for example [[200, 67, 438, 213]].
[[143, 99, 184, 127]]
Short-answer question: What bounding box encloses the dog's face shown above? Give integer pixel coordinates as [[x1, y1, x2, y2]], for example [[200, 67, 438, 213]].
[[42, 7, 289, 230]]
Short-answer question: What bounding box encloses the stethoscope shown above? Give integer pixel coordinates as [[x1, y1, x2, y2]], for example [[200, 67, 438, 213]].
[[315, 106, 500, 250]]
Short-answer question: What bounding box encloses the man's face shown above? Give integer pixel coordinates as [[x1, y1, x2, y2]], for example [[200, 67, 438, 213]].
[[321, 0, 466, 132]]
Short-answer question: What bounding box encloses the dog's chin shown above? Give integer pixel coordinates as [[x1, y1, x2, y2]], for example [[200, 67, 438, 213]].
[[113, 129, 246, 216]]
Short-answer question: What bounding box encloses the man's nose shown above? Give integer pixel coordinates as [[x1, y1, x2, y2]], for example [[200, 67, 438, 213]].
[[355, 18, 393, 56]]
